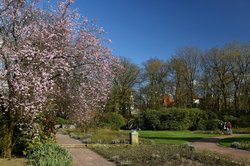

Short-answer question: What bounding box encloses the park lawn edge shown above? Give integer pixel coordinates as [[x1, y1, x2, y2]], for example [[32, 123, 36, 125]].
[[219, 134, 250, 151]]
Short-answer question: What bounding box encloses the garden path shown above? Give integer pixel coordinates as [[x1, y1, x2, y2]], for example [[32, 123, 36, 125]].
[[191, 134, 250, 164], [56, 133, 115, 166]]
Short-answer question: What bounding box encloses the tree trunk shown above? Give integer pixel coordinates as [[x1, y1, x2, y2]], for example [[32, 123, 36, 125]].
[[2, 120, 13, 158], [233, 91, 239, 114]]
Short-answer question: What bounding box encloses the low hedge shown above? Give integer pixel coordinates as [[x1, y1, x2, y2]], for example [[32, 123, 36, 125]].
[[135, 108, 221, 130]]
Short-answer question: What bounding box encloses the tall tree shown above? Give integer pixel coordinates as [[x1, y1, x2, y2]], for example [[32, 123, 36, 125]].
[[225, 43, 250, 113], [105, 58, 139, 118], [170, 47, 201, 107], [141, 58, 169, 109], [201, 47, 232, 112]]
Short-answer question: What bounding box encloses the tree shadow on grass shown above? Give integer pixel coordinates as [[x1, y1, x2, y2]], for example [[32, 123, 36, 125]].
[[220, 137, 250, 144], [141, 136, 214, 143]]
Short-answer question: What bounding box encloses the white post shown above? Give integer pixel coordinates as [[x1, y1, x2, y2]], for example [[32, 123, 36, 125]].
[[0, 36, 3, 48]]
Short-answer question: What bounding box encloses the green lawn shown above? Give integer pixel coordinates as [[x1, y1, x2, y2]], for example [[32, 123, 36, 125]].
[[219, 134, 250, 150], [0, 158, 26, 166], [138, 130, 220, 144], [60, 128, 221, 145]]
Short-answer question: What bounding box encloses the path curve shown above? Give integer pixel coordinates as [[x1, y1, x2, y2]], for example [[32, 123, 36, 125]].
[[191, 134, 250, 164], [56, 133, 115, 166]]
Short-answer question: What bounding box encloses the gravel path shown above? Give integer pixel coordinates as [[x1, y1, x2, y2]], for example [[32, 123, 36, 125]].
[[191, 134, 250, 164], [56, 133, 115, 166]]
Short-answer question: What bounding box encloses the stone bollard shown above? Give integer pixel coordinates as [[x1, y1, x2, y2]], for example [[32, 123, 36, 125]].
[[130, 130, 139, 145]]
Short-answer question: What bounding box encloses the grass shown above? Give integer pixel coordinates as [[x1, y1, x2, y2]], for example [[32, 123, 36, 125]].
[[59, 128, 221, 145], [0, 158, 26, 166], [219, 134, 250, 151], [138, 130, 220, 144], [89, 144, 246, 166]]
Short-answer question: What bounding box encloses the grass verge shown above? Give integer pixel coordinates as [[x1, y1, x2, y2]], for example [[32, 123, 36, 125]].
[[219, 134, 250, 151], [59, 128, 222, 145], [138, 130, 220, 144]]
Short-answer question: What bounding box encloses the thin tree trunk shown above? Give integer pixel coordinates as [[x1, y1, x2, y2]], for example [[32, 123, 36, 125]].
[[2, 113, 13, 158]]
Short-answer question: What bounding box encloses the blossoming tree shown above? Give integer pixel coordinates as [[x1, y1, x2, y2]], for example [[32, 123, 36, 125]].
[[0, 0, 120, 158]]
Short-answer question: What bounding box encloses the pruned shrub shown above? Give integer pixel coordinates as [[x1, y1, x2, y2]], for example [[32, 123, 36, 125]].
[[99, 112, 126, 130], [28, 143, 72, 166], [206, 119, 221, 130], [236, 115, 250, 128], [160, 108, 190, 130], [135, 108, 221, 130], [138, 110, 161, 130]]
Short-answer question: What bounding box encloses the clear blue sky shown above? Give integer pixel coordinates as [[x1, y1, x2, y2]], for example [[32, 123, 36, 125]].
[[71, 0, 250, 65]]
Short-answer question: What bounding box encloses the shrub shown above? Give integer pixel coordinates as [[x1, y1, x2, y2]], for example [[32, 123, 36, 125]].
[[231, 141, 240, 148], [236, 115, 250, 128], [206, 119, 221, 130], [160, 108, 190, 130], [136, 108, 211, 130], [99, 112, 126, 130], [138, 110, 161, 130], [28, 143, 72, 166], [186, 108, 208, 130]]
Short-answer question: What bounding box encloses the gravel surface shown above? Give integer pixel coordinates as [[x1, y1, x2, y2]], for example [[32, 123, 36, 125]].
[[191, 134, 250, 164], [56, 133, 115, 166]]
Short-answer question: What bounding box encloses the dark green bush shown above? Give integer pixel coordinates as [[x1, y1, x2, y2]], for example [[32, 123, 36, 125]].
[[160, 108, 190, 130], [99, 112, 126, 130], [139, 110, 161, 130], [236, 115, 250, 128], [186, 108, 208, 130], [206, 111, 218, 119], [136, 108, 221, 130], [136, 108, 208, 130], [223, 115, 237, 123], [206, 119, 221, 130], [28, 143, 72, 166]]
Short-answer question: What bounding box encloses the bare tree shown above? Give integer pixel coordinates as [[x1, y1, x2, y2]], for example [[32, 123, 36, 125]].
[[170, 47, 201, 107], [105, 58, 140, 117], [141, 58, 169, 109]]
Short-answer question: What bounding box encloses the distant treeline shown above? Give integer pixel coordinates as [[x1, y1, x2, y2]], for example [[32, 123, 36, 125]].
[[106, 42, 250, 118]]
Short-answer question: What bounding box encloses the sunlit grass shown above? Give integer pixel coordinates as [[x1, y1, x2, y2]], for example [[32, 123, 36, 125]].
[[60, 128, 221, 145], [139, 130, 220, 144], [219, 134, 250, 151]]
